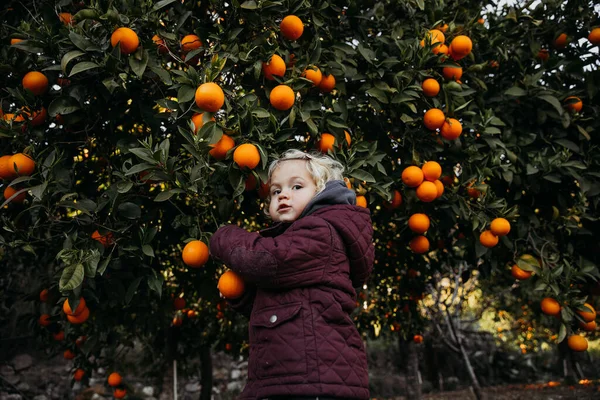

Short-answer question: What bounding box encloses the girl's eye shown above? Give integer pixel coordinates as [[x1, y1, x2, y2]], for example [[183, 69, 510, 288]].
[[271, 189, 281, 196], [293, 185, 302, 190]]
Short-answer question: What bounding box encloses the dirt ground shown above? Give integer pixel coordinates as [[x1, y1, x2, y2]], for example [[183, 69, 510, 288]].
[[417, 384, 600, 400]]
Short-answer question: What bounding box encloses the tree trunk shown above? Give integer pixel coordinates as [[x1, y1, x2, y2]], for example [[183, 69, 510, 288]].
[[558, 340, 578, 384], [445, 311, 485, 400], [159, 326, 177, 400], [399, 336, 422, 400], [199, 345, 213, 400]]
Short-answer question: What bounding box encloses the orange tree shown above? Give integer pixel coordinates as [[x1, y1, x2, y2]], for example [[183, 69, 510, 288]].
[[0, 0, 599, 395]]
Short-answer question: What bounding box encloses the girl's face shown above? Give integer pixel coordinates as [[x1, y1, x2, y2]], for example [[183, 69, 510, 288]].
[[268, 160, 318, 222]]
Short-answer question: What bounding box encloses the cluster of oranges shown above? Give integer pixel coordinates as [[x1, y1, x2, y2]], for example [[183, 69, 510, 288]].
[[401, 161, 445, 254], [0, 153, 36, 204], [107, 372, 127, 399], [540, 297, 596, 352], [63, 297, 91, 324], [479, 217, 511, 248]]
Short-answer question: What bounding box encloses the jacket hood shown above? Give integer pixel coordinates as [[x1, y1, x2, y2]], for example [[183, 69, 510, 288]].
[[300, 180, 356, 218]]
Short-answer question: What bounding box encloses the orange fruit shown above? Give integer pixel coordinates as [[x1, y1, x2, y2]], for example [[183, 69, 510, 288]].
[[408, 214, 430, 234], [302, 66, 323, 86], [59, 12, 73, 26], [402, 166, 424, 188], [567, 335, 588, 352], [22, 71, 49, 96], [356, 195, 368, 208], [54, 331, 64, 341], [318, 74, 336, 93], [262, 54, 286, 80], [422, 79, 440, 97], [195, 82, 225, 112], [63, 297, 87, 316], [218, 270, 245, 299], [421, 161, 442, 181], [108, 372, 122, 387], [75, 336, 87, 347], [173, 297, 186, 310], [435, 24, 448, 33], [440, 118, 462, 140], [317, 133, 336, 153], [110, 27, 139, 54], [511, 265, 532, 280], [421, 29, 445, 47], [541, 297, 561, 316], [73, 369, 85, 381], [191, 113, 215, 134], [233, 143, 261, 170], [589, 28, 600, 45], [449, 35, 472, 59], [40, 288, 49, 302], [442, 65, 463, 81], [10, 153, 35, 176], [209, 134, 235, 160], [384, 190, 402, 209], [269, 85, 295, 111], [416, 181, 438, 202], [24, 107, 47, 126], [490, 218, 510, 236], [10, 38, 23, 45], [553, 33, 567, 49], [537, 49, 549, 61], [67, 306, 90, 324], [39, 314, 51, 327], [181, 34, 202, 52], [477, 18, 485, 24], [4, 186, 26, 203], [182, 240, 210, 268], [409, 236, 430, 254], [152, 34, 168, 54], [564, 96, 582, 113], [576, 303, 596, 322], [344, 131, 352, 147], [114, 389, 127, 399], [280, 15, 304, 41], [63, 349, 75, 360], [413, 334, 424, 344], [423, 108, 445, 130], [433, 180, 444, 198], [92, 230, 113, 247], [0, 155, 16, 180], [2, 113, 25, 123], [479, 230, 498, 248], [579, 320, 596, 332], [434, 43, 449, 56]]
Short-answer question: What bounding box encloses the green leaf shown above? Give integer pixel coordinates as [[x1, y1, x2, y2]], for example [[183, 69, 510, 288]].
[[555, 139, 579, 152], [177, 85, 196, 103], [252, 108, 270, 118], [537, 94, 564, 115], [30, 182, 48, 200], [349, 169, 376, 183], [125, 277, 143, 305], [142, 245, 155, 258], [98, 256, 111, 275], [118, 202, 141, 219], [557, 323, 567, 343], [366, 87, 388, 104], [129, 50, 149, 77], [69, 32, 101, 52], [68, 61, 99, 77], [152, 0, 176, 10], [148, 270, 163, 297], [84, 250, 101, 278], [59, 263, 85, 291], [240, 0, 258, 9], [154, 190, 176, 202], [504, 86, 526, 96], [61, 50, 85, 73], [48, 96, 81, 117], [117, 181, 133, 194]]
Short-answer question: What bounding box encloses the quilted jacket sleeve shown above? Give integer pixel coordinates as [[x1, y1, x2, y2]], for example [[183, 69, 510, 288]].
[[209, 216, 332, 289], [226, 283, 256, 318]]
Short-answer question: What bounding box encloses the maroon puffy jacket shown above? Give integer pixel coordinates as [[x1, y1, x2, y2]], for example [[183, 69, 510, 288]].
[[210, 184, 374, 400]]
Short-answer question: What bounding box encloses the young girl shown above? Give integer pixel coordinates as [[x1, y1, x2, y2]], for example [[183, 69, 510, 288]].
[[210, 149, 374, 400]]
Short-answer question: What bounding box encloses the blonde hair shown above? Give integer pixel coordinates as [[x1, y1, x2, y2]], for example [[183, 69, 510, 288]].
[[264, 149, 345, 214]]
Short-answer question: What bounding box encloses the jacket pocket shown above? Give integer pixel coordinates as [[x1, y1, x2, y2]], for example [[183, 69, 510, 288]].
[[250, 302, 307, 379]]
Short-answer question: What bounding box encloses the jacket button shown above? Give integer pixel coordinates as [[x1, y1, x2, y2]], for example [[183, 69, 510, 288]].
[[269, 314, 277, 323]]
